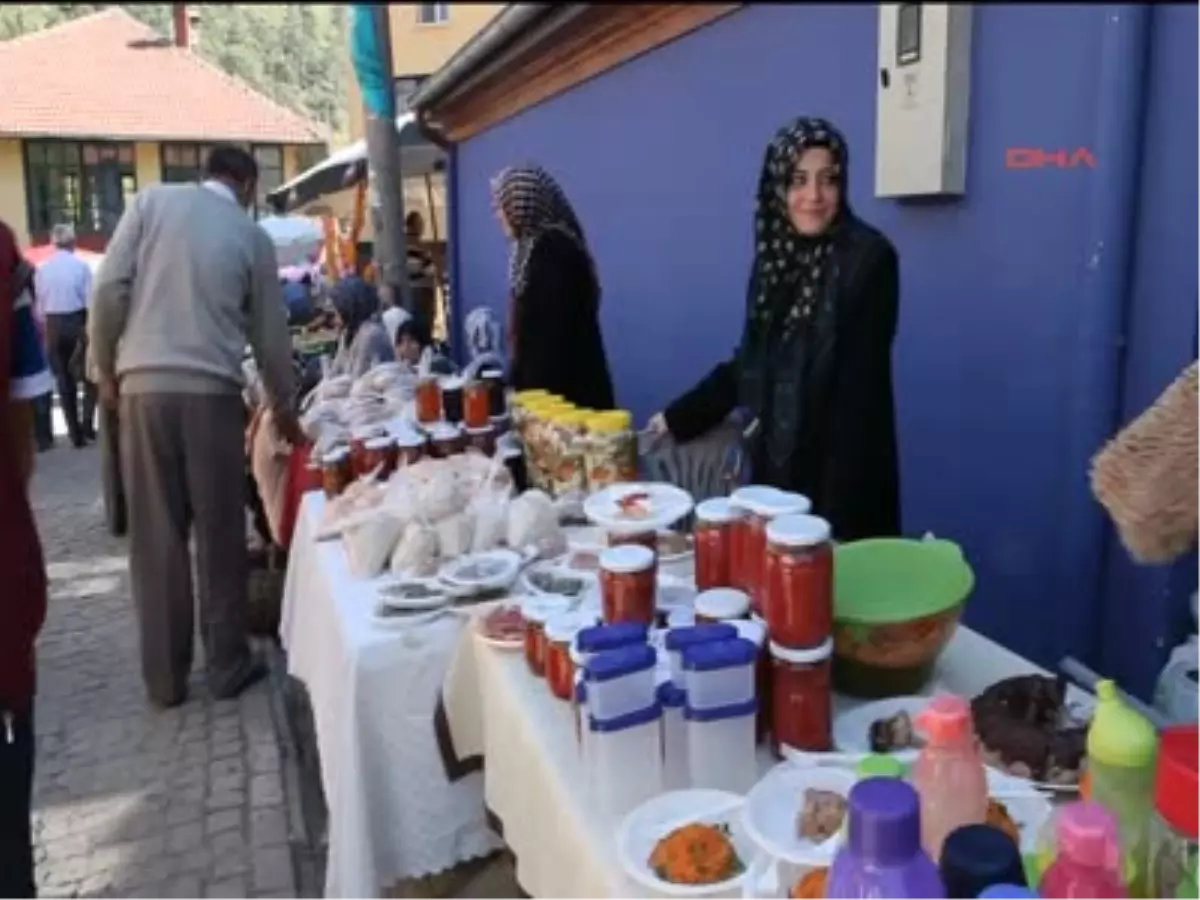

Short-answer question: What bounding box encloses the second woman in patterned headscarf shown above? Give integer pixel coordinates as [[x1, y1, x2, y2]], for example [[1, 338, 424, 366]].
[[491, 164, 614, 410], [651, 117, 902, 541]]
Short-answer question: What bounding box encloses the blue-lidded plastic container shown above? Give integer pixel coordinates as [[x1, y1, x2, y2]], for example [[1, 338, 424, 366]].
[[576, 621, 648, 656], [585, 644, 657, 721], [684, 697, 758, 794], [682, 638, 758, 710], [665, 623, 738, 682]]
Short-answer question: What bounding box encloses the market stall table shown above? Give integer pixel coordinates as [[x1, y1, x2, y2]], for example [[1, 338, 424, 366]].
[[439, 564, 1084, 898], [280, 492, 501, 898]]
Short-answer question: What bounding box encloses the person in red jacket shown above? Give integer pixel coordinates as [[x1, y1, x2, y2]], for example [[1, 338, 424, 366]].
[[0, 218, 53, 898]]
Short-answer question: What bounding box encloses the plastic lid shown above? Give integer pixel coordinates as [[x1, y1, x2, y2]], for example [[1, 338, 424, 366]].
[[589, 701, 661, 733], [846, 777, 924, 865], [598, 544, 656, 575], [590, 411, 632, 433], [766, 513, 833, 548], [521, 596, 572, 626], [834, 537, 975, 625], [544, 612, 592, 644], [856, 754, 906, 779], [731, 618, 767, 648], [438, 375, 465, 390], [1055, 802, 1122, 871], [657, 681, 686, 708], [694, 588, 751, 620], [514, 390, 550, 404], [465, 425, 495, 437], [665, 623, 738, 652], [480, 367, 503, 379], [916, 694, 976, 746], [1087, 679, 1159, 769], [364, 435, 395, 450], [1155, 725, 1199, 840], [978, 886, 1040, 899], [394, 432, 427, 448], [730, 485, 812, 518], [605, 410, 634, 431], [576, 622, 648, 654], [683, 697, 757, 722], [553, 409, 591, 428], [666, 607, 696, 629], [586, 644, 657, 683], [352, 425, 383, 440], [322, 448, 350, 464], [695, 497, 745, 525], [426, 422, 462, 440], [768, 638, 834, 665], [939, 824, 1027, 899], [682, 637, 758, 672]]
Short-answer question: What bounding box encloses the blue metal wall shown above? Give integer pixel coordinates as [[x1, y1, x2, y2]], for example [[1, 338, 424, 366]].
[[450, 4, 1198, 693]]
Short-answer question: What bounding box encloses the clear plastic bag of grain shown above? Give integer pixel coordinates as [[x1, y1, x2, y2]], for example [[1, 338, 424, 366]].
[[1091, 361, 1198, 564]]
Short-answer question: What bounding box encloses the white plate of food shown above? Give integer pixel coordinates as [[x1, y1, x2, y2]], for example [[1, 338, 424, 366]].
[[376, 578, 452, 611], [742, 764, 856, 868], [833, 696, 930, 765], [475, 604, 525, 650], [518, 560, 596, 600], [438, 549, 523, 593], [583, 482, 694, 536], [617, 789, 752, 898]]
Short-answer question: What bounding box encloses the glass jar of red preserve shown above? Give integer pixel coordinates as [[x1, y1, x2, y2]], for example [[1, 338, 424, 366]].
[[321, 448, 353, 498], [415, 377, 441, 424], [763, 514, 833, 649], [694, 497, 744, 590], [729, 487, 811, 614], [362, 436, 397, 479], [395, 433, 427, 467], [769, 637, 833, 755], [544, 614, 590, 702], [463, 380, 492, 429], [598, 545, 657, 625], [521, 597, 570, 678]]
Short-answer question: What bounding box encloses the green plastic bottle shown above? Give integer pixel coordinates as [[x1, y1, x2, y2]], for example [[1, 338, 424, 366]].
[[1087, 679, 1159, 897]]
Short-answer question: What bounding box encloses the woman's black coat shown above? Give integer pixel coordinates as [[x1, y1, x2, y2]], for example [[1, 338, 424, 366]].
[[510, 230, 616, 411], [664, 217, 901, 541]]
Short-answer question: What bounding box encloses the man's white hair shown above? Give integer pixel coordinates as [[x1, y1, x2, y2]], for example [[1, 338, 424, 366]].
[[50, 223, 76, 247]]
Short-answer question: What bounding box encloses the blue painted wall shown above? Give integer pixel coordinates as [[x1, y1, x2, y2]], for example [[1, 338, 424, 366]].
[[450, 4, 1198, 692]]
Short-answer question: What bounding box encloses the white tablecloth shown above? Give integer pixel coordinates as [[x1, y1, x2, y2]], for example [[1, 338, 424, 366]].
[[280, 493, 501, 898], [442, 611, 1070, 897]]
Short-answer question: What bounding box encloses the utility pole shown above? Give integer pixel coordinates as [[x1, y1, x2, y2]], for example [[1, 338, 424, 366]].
[[353, 4, 413, 314]]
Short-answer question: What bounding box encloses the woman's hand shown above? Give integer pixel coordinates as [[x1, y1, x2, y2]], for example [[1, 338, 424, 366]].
[[646, 412, 669, 437]]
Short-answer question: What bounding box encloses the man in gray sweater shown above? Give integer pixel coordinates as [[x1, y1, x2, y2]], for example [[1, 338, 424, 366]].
[[89, 145, 303, 707]]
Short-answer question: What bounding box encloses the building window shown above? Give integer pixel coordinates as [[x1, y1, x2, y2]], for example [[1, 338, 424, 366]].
[[160, 142, 221, 183], [295, 144, 325, 174], [417, 4, 449, 25], [24, 140, 136, 242], [252, 145, 285, 217], [395, 76, 428, 114]]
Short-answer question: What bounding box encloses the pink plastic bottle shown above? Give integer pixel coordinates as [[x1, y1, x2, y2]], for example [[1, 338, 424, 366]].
[[1040, 802, 1129, 898], [911, 695, 989, 862]]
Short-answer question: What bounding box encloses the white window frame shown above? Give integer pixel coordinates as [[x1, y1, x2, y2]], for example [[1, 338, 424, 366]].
[[417, 3, 449, 25]]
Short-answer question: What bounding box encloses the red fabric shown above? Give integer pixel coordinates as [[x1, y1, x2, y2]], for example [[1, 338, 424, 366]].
[[0, 220, 48, 713], [278, 444, 314, 549]]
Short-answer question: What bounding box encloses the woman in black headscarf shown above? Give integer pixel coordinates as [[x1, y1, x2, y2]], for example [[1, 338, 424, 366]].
[[327, 276, 395, 379], [649, 117, 901, 540], [492, 164, 615, 410]]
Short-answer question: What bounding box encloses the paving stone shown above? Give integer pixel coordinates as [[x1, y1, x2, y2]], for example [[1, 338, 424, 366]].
[[252, 846, 295, 894], [250, 805, 289, 849], [206, 808, 242, 836], [206, 876, 248, 898]]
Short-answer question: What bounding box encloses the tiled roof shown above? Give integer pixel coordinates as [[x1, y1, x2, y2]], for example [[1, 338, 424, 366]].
[[0, 9, 326, 144]]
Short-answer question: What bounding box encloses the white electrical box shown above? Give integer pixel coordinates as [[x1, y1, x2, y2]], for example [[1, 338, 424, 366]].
[[874, 3, 973, 198]]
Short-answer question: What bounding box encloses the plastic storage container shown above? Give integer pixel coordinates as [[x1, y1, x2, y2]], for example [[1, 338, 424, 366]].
[[1039, 802, 1128, 898], [733, 617, 770, 744], [1087, 679, 1159, 895], [763, 513, 834, 649], [585, 643, 657, 721], [729, 486, 812, 612], [694, 497, 745, 591], [769, 638, 833, 754], [575, 621, 648, 661], [665, 623, 738, 684], [1147, 725, 1198, 899], [682, 638, 758, 710], [939, 824, 1027, 898], [588, 702, 663, 820], [694, 588, 751, 624], [599, 544, 658, 625], [827, 777, 946, 898], [685, 697, 758, 795], [911, 694, 989, 863], [658, 681, 688, 791]]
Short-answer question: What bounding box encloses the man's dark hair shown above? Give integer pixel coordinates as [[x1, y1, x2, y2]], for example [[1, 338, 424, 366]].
[[204, 144, 258, 186], [395, 317, 430, 348], [405, 210, 424, 239]]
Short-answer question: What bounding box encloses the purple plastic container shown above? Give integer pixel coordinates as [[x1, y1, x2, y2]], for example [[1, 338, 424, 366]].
[[827, 778, 947, 899]]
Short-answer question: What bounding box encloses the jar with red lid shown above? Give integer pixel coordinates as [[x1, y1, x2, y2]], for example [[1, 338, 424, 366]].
[[395, 433, 427, 467], [763, 513, 833, 649], [426, 423, 464, 459], [599, 545, 658, 625], [545, 614, 591, 702], [464, 380, 491, 429], [770, 637, 833, 755], [321, 448, 353, 498], [415, 377, 441, 424], [362, 436, 398, 479], [694, 588, 751, 625], [729, 487, 811, 613], [464, 425, 496, 457], [694, 497, 744, 590], [521, 597, 571, 678], [1147, 725, 1199, 898]]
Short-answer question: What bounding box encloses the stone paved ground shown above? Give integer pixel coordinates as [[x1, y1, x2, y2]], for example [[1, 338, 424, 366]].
[[27, 439, 301, 899]]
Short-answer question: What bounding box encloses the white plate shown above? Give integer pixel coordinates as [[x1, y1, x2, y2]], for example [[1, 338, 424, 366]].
[[742, 764, 856, 867], [617, 789, 753, 898], [518, 560, 597, 599], [376, 579, 451, 612], [584, 482, 694, 536], [438, 549, 522, 592], [372, 607, 451, 629], [568, 525, 695, 565], [832, 696, 930, 764]]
